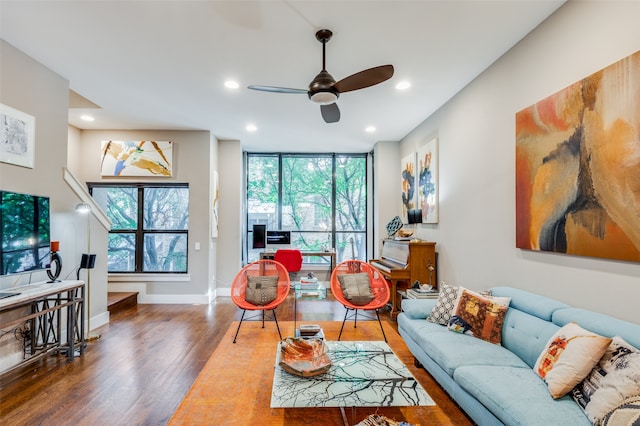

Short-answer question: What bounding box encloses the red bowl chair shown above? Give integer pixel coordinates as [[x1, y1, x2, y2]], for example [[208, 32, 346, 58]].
[[274, 249, 303, 275], [230, 259, 290, 343], [330, 260, 390, 342]]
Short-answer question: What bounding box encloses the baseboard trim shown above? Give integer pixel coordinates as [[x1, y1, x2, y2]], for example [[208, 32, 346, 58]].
[[108, 282, 218, 305]]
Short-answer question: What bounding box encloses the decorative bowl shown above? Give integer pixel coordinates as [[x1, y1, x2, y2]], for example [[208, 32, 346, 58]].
[[279, 337, 332, 377], [397, 229, 414, 238]]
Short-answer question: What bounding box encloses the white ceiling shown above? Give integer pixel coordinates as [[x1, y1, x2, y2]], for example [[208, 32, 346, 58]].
[[0, 1, 565, 153]]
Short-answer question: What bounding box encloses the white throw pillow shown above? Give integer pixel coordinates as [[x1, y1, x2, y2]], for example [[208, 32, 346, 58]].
[[534, 322, 612, 399], [572, 336, 640, 425]]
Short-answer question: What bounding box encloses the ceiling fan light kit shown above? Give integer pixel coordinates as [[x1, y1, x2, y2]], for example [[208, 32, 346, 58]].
[[248, 29, 394, 123], [310, 91, 338, 105]]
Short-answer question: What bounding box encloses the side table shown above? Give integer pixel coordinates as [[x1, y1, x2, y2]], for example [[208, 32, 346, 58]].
[[293, 281, 327, 338]]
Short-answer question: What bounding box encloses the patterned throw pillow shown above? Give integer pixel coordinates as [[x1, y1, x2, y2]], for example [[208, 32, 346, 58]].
[[426, 282, 459, 325], [534, 322, 612, 399], [447, 288, 511, 345], [602, 395, 640, 426], [572, 336, 640, 425], [245, 275, 279, 305], [337, 273, 374, 306]]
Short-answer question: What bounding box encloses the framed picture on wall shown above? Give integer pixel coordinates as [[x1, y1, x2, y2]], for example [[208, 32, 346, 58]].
[[516, 51, 640, 262], [400, 152, 416, 222], [101, 140, 173, 176], [417, 138, 438, 223], [0, 103, 35, 169]]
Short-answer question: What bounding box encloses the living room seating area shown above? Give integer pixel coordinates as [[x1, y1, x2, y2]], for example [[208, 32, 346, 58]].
[[398, 286, 640, 425]]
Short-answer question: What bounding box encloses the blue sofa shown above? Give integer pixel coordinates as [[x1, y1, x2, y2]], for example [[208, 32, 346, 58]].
[[397, 286, 640, 426]]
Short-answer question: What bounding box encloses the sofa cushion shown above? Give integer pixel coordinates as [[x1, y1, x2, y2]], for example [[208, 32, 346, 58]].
[[426, 282, 458, 325], [401, 298, 437, 320], [573, 336, 640, 424], [501, 307, 561, 368], [411, 325, 528, 376], [534, 322, 612, 399], [397, 314, 450, 350], [491, 286, 570, 321], [454, 365, 590, 425], [552, 307, 640, 350], [448, 288, 511, 344]]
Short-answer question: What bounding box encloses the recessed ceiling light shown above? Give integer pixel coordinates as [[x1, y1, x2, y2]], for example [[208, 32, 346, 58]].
[[225, 80, 240, 89], [80, 115, 95, 122], [365, 126, 376, 133], [246, 123, 257, 132], [395, 81, 411, 90]]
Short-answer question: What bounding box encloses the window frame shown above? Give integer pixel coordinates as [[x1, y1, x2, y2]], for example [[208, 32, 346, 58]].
[[88, 182, 189, 274], [244, 152, 368, 265]]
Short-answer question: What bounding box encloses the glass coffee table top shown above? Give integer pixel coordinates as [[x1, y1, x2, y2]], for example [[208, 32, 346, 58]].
[[271, 340, 434, 408]]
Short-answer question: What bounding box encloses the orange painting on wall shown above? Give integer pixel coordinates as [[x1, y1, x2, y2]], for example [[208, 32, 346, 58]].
[[516, 51, 640, 262]]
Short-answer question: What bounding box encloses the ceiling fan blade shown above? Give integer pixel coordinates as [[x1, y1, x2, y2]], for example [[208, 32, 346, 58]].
[[321, 103, 340, 123], [248, 85, 307, 94], [333, 65, 394, 93]]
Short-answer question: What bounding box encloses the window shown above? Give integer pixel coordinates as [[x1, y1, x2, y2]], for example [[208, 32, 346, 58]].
[[89, 183, 189, 273], [246, 153, 367, 264]]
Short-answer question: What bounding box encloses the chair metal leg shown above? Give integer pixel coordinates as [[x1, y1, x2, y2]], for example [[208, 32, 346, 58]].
[[376, 309, 387, 342], [272, 309, 282, 340], [233, 310, 247, 343], [338, 308, 349, 341]]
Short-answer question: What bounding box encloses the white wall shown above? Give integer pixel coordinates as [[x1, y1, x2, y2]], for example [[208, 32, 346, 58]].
[[398, 1, 640, 323], [373, 141, 401, 257], [215, 140, 243, 295], [0, 41, 103, 304], [0, 40, 110, 370]]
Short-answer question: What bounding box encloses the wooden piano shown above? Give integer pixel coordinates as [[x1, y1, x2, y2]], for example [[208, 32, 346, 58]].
[[369, 239, 437, 318]]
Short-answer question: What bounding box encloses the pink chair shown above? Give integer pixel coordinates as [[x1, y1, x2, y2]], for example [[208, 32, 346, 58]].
[[230, 259, 290, 343], [330, 260, 391, 342]]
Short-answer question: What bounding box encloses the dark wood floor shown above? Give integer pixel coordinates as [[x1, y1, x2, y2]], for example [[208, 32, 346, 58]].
[[0, 293, 469, 425]]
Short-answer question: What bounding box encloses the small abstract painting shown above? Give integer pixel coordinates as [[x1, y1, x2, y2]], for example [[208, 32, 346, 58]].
[[101, 140, 173, 177], [0, 103, 35, 169], [417, 138, 438, 223], [400, 152, 416, 222], [516, 51, 640, 262]]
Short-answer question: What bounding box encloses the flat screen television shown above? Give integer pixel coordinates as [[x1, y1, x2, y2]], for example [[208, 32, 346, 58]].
[[266, 230, 291, 246], [0, 190, 51, 276]]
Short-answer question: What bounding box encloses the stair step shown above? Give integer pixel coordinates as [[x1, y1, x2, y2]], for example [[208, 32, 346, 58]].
[[108, 292, 138, 314]]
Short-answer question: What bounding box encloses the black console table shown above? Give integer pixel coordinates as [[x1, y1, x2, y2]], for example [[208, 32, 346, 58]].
[[0, 280, 85, 374]]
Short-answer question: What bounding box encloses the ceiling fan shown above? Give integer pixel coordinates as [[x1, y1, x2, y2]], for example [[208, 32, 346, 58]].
[[248, 29, 394, 123]]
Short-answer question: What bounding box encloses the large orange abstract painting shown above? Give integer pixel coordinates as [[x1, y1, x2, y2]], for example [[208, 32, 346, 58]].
[[516, 51, 640, 262]]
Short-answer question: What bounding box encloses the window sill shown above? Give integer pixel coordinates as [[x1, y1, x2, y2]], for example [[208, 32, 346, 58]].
[[108, 274, 191, 282]]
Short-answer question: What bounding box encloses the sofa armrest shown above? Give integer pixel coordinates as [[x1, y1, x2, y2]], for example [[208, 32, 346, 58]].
[[401, 298, 437, 320]]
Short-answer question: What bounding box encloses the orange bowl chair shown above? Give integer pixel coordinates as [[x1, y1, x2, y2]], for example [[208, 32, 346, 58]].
[[274, 249, 303, 275], [230, 259, 290, 343], [330, 260, 391, 342]]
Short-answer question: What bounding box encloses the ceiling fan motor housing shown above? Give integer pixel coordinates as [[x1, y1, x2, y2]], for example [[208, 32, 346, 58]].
[[308, 70, 339, 104]]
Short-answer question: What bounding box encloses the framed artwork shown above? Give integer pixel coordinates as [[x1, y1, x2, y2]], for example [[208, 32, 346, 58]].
[[0, 103, 35, 169], [417, 138, 438, 223], [212, 171, 219, 238], [101, 140, 173, 176], [516, 50, 640, 262], [400, 152, 416, 222]]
